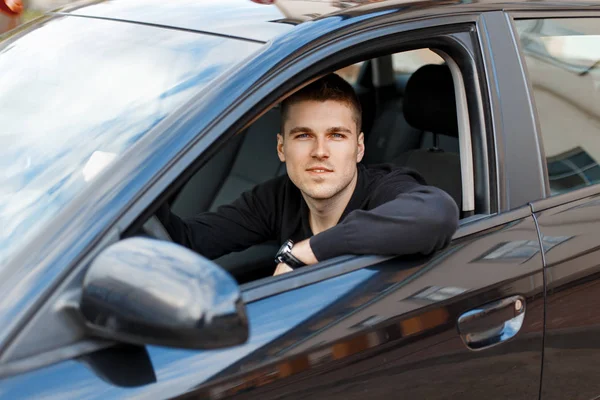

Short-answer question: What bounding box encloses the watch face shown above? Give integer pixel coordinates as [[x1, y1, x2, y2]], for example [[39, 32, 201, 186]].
[[281, 240, 293, 254], [275, 240, 293, 264], [277, 242, 287, 255]]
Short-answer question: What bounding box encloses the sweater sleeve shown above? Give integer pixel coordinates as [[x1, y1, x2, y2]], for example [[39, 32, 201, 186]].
[[156, 182, 277, 260], [309, 171, 459, 261]]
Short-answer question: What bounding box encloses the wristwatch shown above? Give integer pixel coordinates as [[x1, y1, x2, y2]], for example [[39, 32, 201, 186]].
[[274, 239, 305, 268]]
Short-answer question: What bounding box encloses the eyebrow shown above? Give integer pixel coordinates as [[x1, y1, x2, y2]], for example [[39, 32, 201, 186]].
[[288, 126, 353, 135], [288, 127, 314, 135], [326, 126, 353, 134]]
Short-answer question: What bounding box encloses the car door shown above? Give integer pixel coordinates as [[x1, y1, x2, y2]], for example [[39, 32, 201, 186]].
[[0, 8, 548, 400], [0, 212, 545, 400], [193, 213, 545, 400], [511, 12, 600, 400]]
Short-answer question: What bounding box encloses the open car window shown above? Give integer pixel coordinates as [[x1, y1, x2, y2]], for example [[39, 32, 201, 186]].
[[164, 44, 479, 285]]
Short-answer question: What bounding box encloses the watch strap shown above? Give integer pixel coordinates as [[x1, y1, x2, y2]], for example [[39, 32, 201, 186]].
[[280, 249, 305, 268], [275, 239, 306, 268]]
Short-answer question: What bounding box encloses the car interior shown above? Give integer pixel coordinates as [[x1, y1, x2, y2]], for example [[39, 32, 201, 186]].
[[151, 48, 468, 284]]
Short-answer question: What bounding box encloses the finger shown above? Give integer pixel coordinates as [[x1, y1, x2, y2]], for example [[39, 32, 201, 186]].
[[273, 263, 293, 276], [273, 264, 286, 276]]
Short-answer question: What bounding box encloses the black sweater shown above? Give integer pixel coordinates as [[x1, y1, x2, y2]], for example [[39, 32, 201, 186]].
[[158, 164, 459, 261]]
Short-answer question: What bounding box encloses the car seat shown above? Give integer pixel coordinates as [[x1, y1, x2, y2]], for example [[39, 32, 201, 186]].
[[393, 64, 462, 209]]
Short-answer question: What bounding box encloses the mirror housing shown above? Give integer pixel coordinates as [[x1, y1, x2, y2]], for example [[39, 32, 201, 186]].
[[80, 238, 248, 349]]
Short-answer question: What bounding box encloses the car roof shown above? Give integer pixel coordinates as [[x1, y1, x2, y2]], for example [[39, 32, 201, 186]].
[[56, 0, 295, 43], [56, 0, 600, 44]]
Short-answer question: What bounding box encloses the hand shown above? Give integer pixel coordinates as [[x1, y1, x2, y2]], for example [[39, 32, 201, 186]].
[[273, 263, 294, 276]]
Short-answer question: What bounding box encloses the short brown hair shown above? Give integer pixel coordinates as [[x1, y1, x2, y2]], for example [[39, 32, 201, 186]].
[[280, 73, 362, 135]]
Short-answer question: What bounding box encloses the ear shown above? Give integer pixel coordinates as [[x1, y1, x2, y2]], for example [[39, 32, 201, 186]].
[[277, 133, 285, 162], [356, 132, 365, 163]]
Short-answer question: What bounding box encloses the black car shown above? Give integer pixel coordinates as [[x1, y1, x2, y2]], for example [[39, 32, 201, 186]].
[[1, 0, 600, 398]]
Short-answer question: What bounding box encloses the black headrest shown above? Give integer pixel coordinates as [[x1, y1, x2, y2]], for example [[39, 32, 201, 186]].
[[403, 64, 458, 137]]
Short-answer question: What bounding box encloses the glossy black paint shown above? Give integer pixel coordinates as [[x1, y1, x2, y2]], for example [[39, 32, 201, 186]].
[[531, 188, 600, 400], [195, 212, 545, 400], [57, 0, 292, 43], [478, 11, 547, 210], [80, 238, 248, 350], [1, 0, 600, 399], [1, 211, 545, 399]]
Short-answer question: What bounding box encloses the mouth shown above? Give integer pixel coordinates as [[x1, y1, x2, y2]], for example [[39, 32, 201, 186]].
[[306, 167, 333, 174]]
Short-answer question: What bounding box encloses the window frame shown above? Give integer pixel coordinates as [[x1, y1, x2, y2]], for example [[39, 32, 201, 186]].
[[227, 25, 489, 298], [124, 19, 492, 296]]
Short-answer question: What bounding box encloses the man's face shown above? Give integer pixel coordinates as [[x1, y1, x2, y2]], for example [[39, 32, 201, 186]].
[[277, 100, 365, 200]]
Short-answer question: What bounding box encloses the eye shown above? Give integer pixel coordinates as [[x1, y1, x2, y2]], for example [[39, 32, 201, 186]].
[[295, 133, 310, 139], [331, 133, 346, 139]]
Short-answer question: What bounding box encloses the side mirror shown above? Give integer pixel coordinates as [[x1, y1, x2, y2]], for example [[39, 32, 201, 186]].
[[79, 238, 248, 349]]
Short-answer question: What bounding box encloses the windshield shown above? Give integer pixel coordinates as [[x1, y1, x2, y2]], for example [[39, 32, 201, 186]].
[[0, 16, 261, 266]]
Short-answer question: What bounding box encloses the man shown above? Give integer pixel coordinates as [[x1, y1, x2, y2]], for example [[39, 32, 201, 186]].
[[158, 74, 459, 276]]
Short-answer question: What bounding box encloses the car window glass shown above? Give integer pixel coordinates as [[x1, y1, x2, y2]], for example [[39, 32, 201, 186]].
[[390, 48, 450, 153], [335, 49, 443, 85], [391, 48, 444, 75], [0, 16, 260, 266], [515, 18, 600, 196], [336, 61, 365, 85]]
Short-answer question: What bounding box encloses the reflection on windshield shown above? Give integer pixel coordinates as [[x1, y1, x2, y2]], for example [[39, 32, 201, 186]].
[[0, 16, 260, 266]]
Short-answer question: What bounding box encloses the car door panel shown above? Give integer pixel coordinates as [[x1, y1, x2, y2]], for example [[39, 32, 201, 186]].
[[0, 213, 543, 399], [0, 268, 378, 399], [191, 211, 545, 399], [510, 12, 600, 400], [531, 191, 600, 400], [0, 210, 544, 400]]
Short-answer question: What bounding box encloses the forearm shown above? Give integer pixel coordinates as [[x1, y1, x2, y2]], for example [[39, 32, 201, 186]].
[[156, 205, 224, 258], [156, 201, 274, 260], [310, 186, 459, 260], [155, 203, 195, 249], [291, 238, 318, 264]]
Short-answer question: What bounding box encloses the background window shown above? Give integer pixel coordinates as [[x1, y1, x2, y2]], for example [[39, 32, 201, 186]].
[[336, 61, 365, 85], [515, 18, 600, 196], [392, 48, 444, 75], [335, 49, 444, 85]]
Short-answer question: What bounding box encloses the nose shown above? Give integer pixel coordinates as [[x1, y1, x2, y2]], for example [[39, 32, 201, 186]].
[[310, 136, 330, 159]]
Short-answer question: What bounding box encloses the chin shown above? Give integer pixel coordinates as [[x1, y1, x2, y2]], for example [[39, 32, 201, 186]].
[[302, 186, 339, 200]]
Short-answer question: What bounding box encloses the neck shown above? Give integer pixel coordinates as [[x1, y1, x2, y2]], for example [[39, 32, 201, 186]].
[[303, 169, 358, 235]]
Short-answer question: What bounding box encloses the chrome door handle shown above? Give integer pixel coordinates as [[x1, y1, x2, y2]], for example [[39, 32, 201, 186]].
[[457, 295, 526, 350]]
